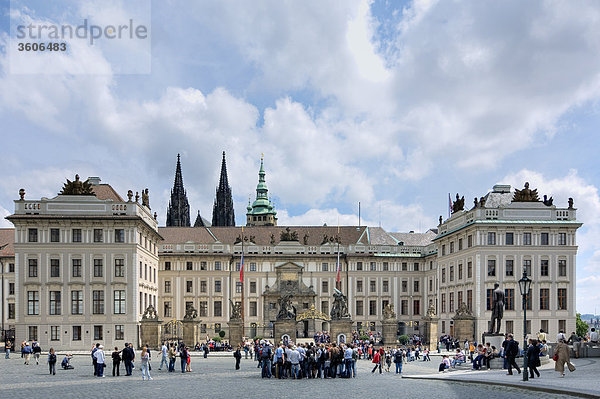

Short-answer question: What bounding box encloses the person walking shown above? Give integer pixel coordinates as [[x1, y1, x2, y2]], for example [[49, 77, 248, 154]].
[[22, 342, 32, 365], [47, 348, 57, 375], [141, 346, 152, 381], [393, 347, 403, 374], [94, 345, 106, 377], [168, 343, 176, 372], [179, 344, 187, 373], [112, 347, 121, 376], [505, 334, 521, 375], [234, 345, 242, 370], [554, 338, 575, 377], [32, 341, 41, 365], [159, 342, 168, 370], [371, 348, 383, 374], [122, 343, 133, 376], [91, 343, 99, 375], [527, 339, 541, 379], [5, 340, 11, 359]]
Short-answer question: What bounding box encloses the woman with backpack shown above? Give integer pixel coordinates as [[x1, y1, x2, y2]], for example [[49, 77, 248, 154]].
[[47, 348, 57, 375]]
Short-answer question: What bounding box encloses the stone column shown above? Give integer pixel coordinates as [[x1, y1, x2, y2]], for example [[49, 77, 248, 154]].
[[330, 319, 353, 344], [382, 319, 398, 346], [273, 320, 296, 344], [140, 319, 161, 349], [182, 320, 199, 347], [228, 320, 243, 347], [421, 304, 439, 350]]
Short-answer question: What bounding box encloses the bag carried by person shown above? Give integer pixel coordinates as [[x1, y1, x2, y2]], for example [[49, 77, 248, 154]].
[[567, 362, 576, 372], [552, 353, 558, 361]]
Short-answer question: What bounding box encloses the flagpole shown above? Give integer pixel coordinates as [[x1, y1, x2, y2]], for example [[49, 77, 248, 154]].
[[336, 220, 340, 290], [241, 225, 245, 342]]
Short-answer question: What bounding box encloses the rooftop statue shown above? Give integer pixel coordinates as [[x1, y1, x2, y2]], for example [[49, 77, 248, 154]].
[[452, 194, 465, 213], [280, 227, 299, 241], [512, 182, 540, 202], [59, 174, 94, 195], [141, 188, 150, 209]]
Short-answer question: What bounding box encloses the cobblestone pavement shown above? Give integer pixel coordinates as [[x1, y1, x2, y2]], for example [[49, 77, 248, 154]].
[[0, 354, 590, 399]]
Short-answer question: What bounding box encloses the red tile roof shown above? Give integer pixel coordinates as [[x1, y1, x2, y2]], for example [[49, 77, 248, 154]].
[[91, 184, 124, 202], [0, 228, 15, 257]]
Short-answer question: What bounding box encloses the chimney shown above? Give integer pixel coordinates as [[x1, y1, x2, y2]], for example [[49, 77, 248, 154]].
[[88, 177, 101, 185]]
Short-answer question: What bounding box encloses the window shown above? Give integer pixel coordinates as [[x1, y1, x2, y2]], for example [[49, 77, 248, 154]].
[[186, 262, 193, 271], [505, 232, 514, 245], [199, 301, 207, 317], [235, 262, 241, 271], [540, 260, 549, 277], [322, 263, 328, 272], [523, 259, 531, 277], [414, 280, 419, 293], [558, 260, 567, 277], [215, 280, 221, 293], [250, 281, 256, 293], [144, 264, 147, 280], [523, 232, 531, 245], [370, 262, 376, 271], [558, 288, 567, 310], [413, 300, 420, 315], [186, 280, 193, 293], [467, 261, 472, 279], [214, 261, 221, 271], [541, 320, 548, 333], [467, 290, 473, 311], [49, 291, 61, 315], [94, 325, 103, 340], [114, 290, 126, 314], [165, 261, 171, 271], [8, 263, 14, 273], [8, 283, 14, 295], [458, 238, 463, 250], [73, 326, 81, 341], [559, 320, 566, 333], [441, 268, 446, 283], [401, 300, 408, 315], [558, 233, 567, 245], [93, 290, 104, 314], [50, 259, 60, 277], [540, 288, 549, 310], [402, 280, 407, 292], [50, 228, 60, 242], [322, 281, 328, 294], [250, 262, 256, 272], [356, 261, 363, 271], [72, 229, 82, 243], [27, 291, 39, 315], [164, 302, 172, 317], [28, 259, 38, 277], [369, 300, 377, 316], [441, 245, 446, 256], [185, 301, 193, 313], [115, 229, 125, 243], [8, 303, 15, 319], [526, 320, 531, 335], [414, 262, 419, 271], [28, 228, 38, 242], [357, 280, 363, 293], [370, 279, 376, 293], [450, 242, 454, 253], [487, 259, 496, 276], [458, 291, 463, 306], [236, 281, 242, 293], [114, 259, 125, 277], [71, 290, 83, 314], [214, 301, 222, 317], [526, 292, 532, 310], [429, 279, 433, 292], [383, 262, 389, 271], [214, 323, 221, 333], [506, 320, 514, 334], [449, 266, 454, 281], [249, 301, 257, 317], [28, 326, 38, 341], [467, 235, 473, 247], [72, 259, 81, 277], [93, 259, 103, 277], [115, 325, 124, 340], [441, 293, 446, 313], [504, 289, 514, 310], [458, 264, 463, 280], [94, 229, 103, 243], [200, 280, 207, 293], [541, 232, 549, 245], [50, 326, 60, 341], [164, 281, 171, 293], [449, 292, 454, 312], [506, 260, 514, 276], [356, 300, 363, 316], [401, 262, 407, 271], [200, 262, 207, 271], [383, 280, 389, 293], [487, 232, 496, 245], [486, 289, 493, 311]]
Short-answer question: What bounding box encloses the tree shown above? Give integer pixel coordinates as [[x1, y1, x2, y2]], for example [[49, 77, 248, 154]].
[[576, 313, 588, 337], [398, 334, 410, 345]]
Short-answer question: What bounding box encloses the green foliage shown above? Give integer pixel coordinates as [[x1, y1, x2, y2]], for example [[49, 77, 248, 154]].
[[213, 336, 222, 342], [359, 335, 370, 341], [398, 334, 410, 345], [219, 330, 226, 338], [253, 336, 263, 341], [576, 313, 589, 337]]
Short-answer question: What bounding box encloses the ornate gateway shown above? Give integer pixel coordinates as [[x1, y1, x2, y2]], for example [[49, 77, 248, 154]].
[[296, 305, 330, 321]]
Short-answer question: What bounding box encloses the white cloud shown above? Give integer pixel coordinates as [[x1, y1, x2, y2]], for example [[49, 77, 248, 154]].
[[0, 205, 11, 228]]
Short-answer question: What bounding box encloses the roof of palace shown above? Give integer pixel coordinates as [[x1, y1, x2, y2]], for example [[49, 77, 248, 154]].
[[90, 184, 124, 202], [0, 228, 15, 257]]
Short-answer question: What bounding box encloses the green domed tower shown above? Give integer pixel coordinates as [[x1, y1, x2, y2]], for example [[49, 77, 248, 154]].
[[246, 155, 277, 226]]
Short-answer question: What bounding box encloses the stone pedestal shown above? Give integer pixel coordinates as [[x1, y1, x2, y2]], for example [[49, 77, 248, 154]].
[[228, 320, 243, 346], [482, 333, 504, 350], [330, 319, 353, 344], [182, 320, 199, 347], [140, 320, 161, 349], [382, 319, 398, 346], [420, 316, 439, 350], [453, 316, 475, 342], [273, 320, 297, 344]]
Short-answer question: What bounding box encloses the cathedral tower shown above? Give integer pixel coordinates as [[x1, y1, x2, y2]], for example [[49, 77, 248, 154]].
[[212, 151, 236, 226], [246, 155, 277, 226], [166, 154, 191, 227]]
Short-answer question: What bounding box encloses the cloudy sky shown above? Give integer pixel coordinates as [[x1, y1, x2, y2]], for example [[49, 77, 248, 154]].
[[1, 0, 600, 313]]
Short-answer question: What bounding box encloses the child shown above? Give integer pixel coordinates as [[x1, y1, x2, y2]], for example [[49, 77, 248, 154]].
[[48, 348, 57, 375]]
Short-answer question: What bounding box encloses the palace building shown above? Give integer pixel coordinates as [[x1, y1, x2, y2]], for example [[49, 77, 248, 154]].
[[0, 157, 581, 349]]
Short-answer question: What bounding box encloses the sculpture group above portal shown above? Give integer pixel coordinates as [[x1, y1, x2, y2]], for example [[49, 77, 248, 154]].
[[59, 175, 94, 196], [277, 294, 297, 320], [330, 289, 351, 320], [183, 304, 198, 320], [229, 299, 242, 320], [382, 303, 396, 320], [141, 304, 158, 320], [512, 182, 540, 202], [454, 301, 473, 318]]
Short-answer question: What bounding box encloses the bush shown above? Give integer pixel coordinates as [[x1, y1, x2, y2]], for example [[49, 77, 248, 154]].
[[576, 313, 589, 337], [219, 330, 226, 338], [253, 336, 263, 341], [359, 335, 370, 341], [213, 336, 222, 342], [398, 335, 410, 345]]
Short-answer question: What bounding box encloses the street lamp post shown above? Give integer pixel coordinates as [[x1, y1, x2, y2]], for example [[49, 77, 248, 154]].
[[518, 270, 532, 382]]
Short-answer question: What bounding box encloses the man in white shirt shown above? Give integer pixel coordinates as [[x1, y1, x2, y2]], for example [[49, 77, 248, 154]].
[[556, 330, 567, 342], [590, 328, 599, 343], [94, 345, 106, 377], [159, 342, 168, 370], [288, 346, 300, 379]]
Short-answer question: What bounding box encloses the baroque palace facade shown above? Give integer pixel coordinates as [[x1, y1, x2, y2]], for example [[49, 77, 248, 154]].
[[0, 155, 581, 350]]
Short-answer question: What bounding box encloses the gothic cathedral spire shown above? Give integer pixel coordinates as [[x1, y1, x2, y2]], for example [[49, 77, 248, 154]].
[[166, 154, 191, 227], [212, 151, 236, 226]]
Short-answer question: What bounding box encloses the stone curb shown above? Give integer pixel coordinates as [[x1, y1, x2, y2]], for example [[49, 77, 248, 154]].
[[401, 374, 599, 399]]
